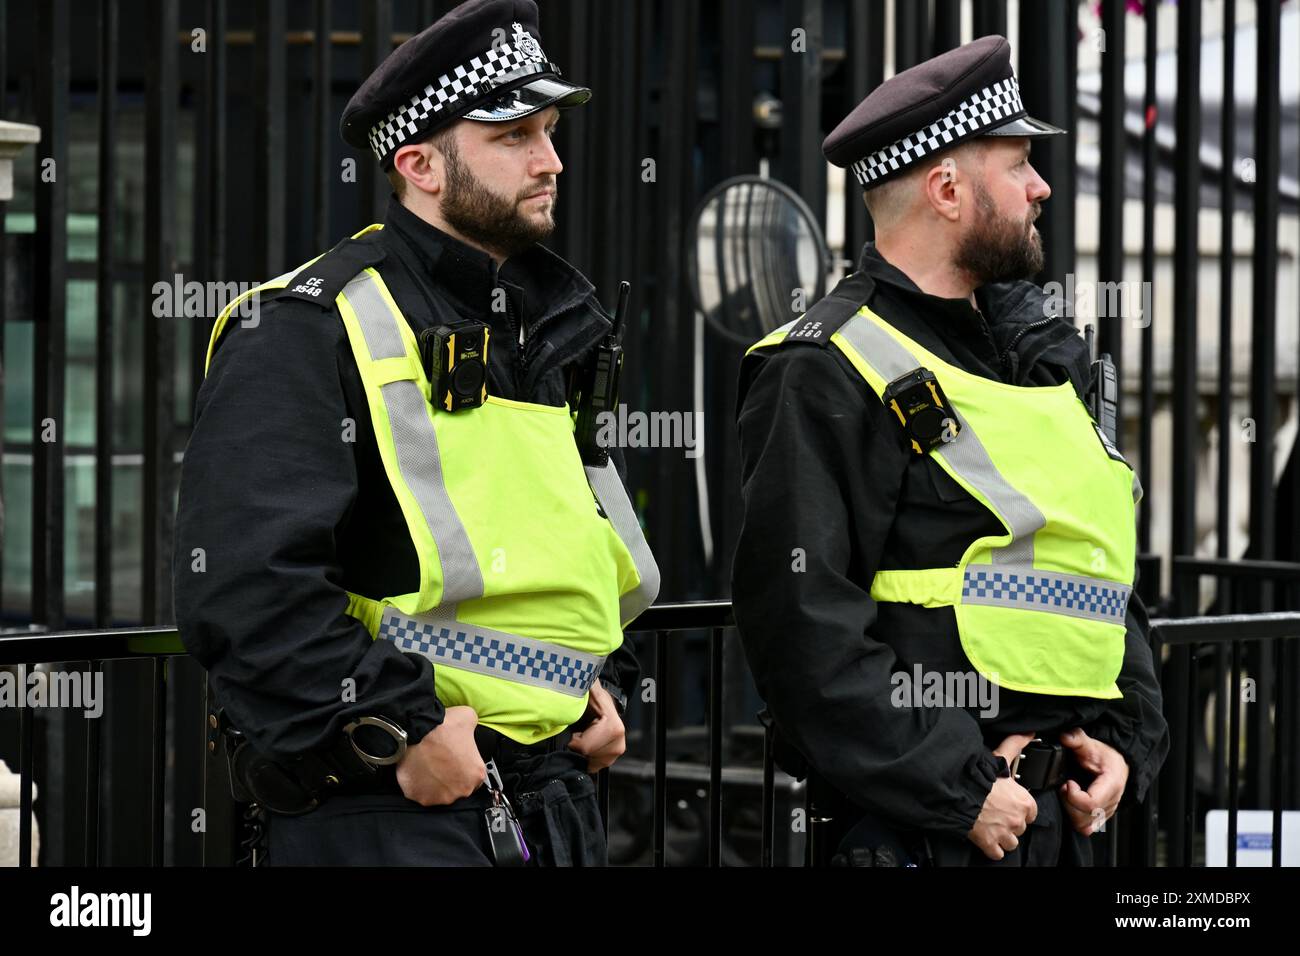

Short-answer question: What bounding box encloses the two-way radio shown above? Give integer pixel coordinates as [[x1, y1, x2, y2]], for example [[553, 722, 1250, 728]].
[[572, 281, 630, 466]]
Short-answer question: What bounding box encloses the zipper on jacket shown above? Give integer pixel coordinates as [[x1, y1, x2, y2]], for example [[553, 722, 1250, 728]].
[[999, 317, 1055, 377]]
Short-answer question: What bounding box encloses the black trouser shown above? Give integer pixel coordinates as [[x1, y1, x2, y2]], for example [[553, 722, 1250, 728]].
[[263, 747, 607, 867], [831, 789, 1094, 867]]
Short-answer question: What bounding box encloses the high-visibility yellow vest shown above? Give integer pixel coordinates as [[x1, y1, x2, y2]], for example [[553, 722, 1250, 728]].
[[206, 225, 660, 743], [748, 304, 1141, 699]]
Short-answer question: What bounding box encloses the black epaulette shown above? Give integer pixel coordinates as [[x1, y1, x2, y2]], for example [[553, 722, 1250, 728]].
[[776, 272, 876, 346], [273, 234, 389, 309]]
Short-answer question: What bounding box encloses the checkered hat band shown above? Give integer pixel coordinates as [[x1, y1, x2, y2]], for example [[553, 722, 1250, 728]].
[[367, 43, 552, 162], [851, 76, 1025, 187]]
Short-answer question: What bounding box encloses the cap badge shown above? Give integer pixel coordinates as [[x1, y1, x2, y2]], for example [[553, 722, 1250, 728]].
[[511, 21, 544, 62]]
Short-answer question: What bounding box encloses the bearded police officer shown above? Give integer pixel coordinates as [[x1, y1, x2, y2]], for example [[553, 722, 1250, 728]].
[[174, 0, 659, 866], [731, 36, 1168, 866]]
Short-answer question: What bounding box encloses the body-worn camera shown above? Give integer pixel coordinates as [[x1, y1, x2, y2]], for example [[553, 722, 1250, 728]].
[[881, 367, 959, 455], [420, 322, 490, 411]]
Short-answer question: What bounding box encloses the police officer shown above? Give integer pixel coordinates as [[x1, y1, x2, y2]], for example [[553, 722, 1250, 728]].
[[174, 0, 658, 866], [731, 36, 1169, 866]]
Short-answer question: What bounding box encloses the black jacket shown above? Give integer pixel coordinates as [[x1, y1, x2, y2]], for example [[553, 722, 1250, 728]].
[[731, 243, 1169, 837], [174, 195, 640, 763]]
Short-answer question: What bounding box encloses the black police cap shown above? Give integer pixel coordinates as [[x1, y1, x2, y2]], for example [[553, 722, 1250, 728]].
[[340, 0, 590, 170], [824, 35, 1065, 190]]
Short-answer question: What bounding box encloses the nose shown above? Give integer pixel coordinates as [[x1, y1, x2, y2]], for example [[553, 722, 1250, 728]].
[[533, 131, 563, 178], [1027, 161, 1050, 204]]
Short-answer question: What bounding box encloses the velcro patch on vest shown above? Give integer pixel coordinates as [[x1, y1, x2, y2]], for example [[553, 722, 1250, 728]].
[[786, 317, 830, 342], [277, 239, 387, 309]]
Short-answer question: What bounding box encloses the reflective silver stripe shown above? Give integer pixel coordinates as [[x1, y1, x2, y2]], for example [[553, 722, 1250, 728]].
[[836, 313, 1046, 561], [344, 272, 407, 360], [586, 460, 661, 623], [345, 274, 485, 605], [962, 564, 1131, 625], [379, 608, 605, 697]]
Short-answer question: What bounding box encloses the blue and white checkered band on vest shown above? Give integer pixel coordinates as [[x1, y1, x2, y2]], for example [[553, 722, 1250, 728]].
[[850, 76, 1025, 187], [367, 21, 552, 163]]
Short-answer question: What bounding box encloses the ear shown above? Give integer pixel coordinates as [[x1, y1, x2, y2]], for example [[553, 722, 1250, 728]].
[[922, 156, 962, 223], [393, 143, 442, 196]]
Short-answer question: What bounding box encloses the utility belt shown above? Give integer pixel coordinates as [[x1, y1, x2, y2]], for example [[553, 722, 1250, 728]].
[[212, 709, 573, 817]]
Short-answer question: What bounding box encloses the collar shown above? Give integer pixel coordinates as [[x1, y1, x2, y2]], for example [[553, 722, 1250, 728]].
[[856, 242, 998, 336], [380, 193, 600, 327]]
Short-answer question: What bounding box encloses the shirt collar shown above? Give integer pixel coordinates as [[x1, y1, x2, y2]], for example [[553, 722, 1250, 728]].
[[855, 242, 998, 334]]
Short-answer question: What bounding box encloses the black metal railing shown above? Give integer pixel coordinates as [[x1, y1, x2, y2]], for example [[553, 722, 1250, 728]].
[[4, 595, 1299, 868]]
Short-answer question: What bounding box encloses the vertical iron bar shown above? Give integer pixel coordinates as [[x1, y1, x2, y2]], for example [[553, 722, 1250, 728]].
[[254, 0, 286, 279], [932, 0, 961, 54], [1098, 0, 1125, 433], [844, 0, 884, 255], [1019, 0, 1077, 286], [314, 0, 333, 252], [33, 0, 69, 633], [1183, 646, 1197, 864], [708, 626, 723, 867], [1272, 634, 1285, 867], [653, 630, 668, 867], [720, 0, 755, 179], [152, 657, 167, 866], [359, 1, 393, 224], [95, 0, 118, 630], [1216, 0, 1235, 565], [780, 0, 825, 226], [1249, 0, 1281, 572], [144, 0, 178, 625], [84, 660, 102, 866], [1171, 0, 1201, 571], [1138, 1, 1157, 552], [1229, 637, 1241, 866], [761, 716, 774, 867], [972, 0, 1007, 40]]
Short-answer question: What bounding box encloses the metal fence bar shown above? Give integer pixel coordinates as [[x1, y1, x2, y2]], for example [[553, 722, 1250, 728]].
[[33, 0, 68, 634], [144, 0, 178, 626], [1229, 635, 1242, 866], [932, 0, 961, 54], [653, 629, 668, 866], [1216, 0, 1236, 565], [761, 716, 774, 867], [1250, 0, 1282, 570], [254, 0, 286, 279], [972, 0, 1007, 40], [313, 0, 332, 252], [151, 657, 167, 865], [1171, 0, 1201, 576], [84, 659, 102, 865], [708, 625, 723, 866], [95, 0, 117, 630], [1098, 0, 1125, 432], [1137, 0, 1157, 553], [843, 0, 884, 254]]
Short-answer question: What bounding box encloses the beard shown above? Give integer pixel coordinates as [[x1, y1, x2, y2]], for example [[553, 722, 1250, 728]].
[[438, 136, 556, 258], [952, 181, 1044, 286]]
